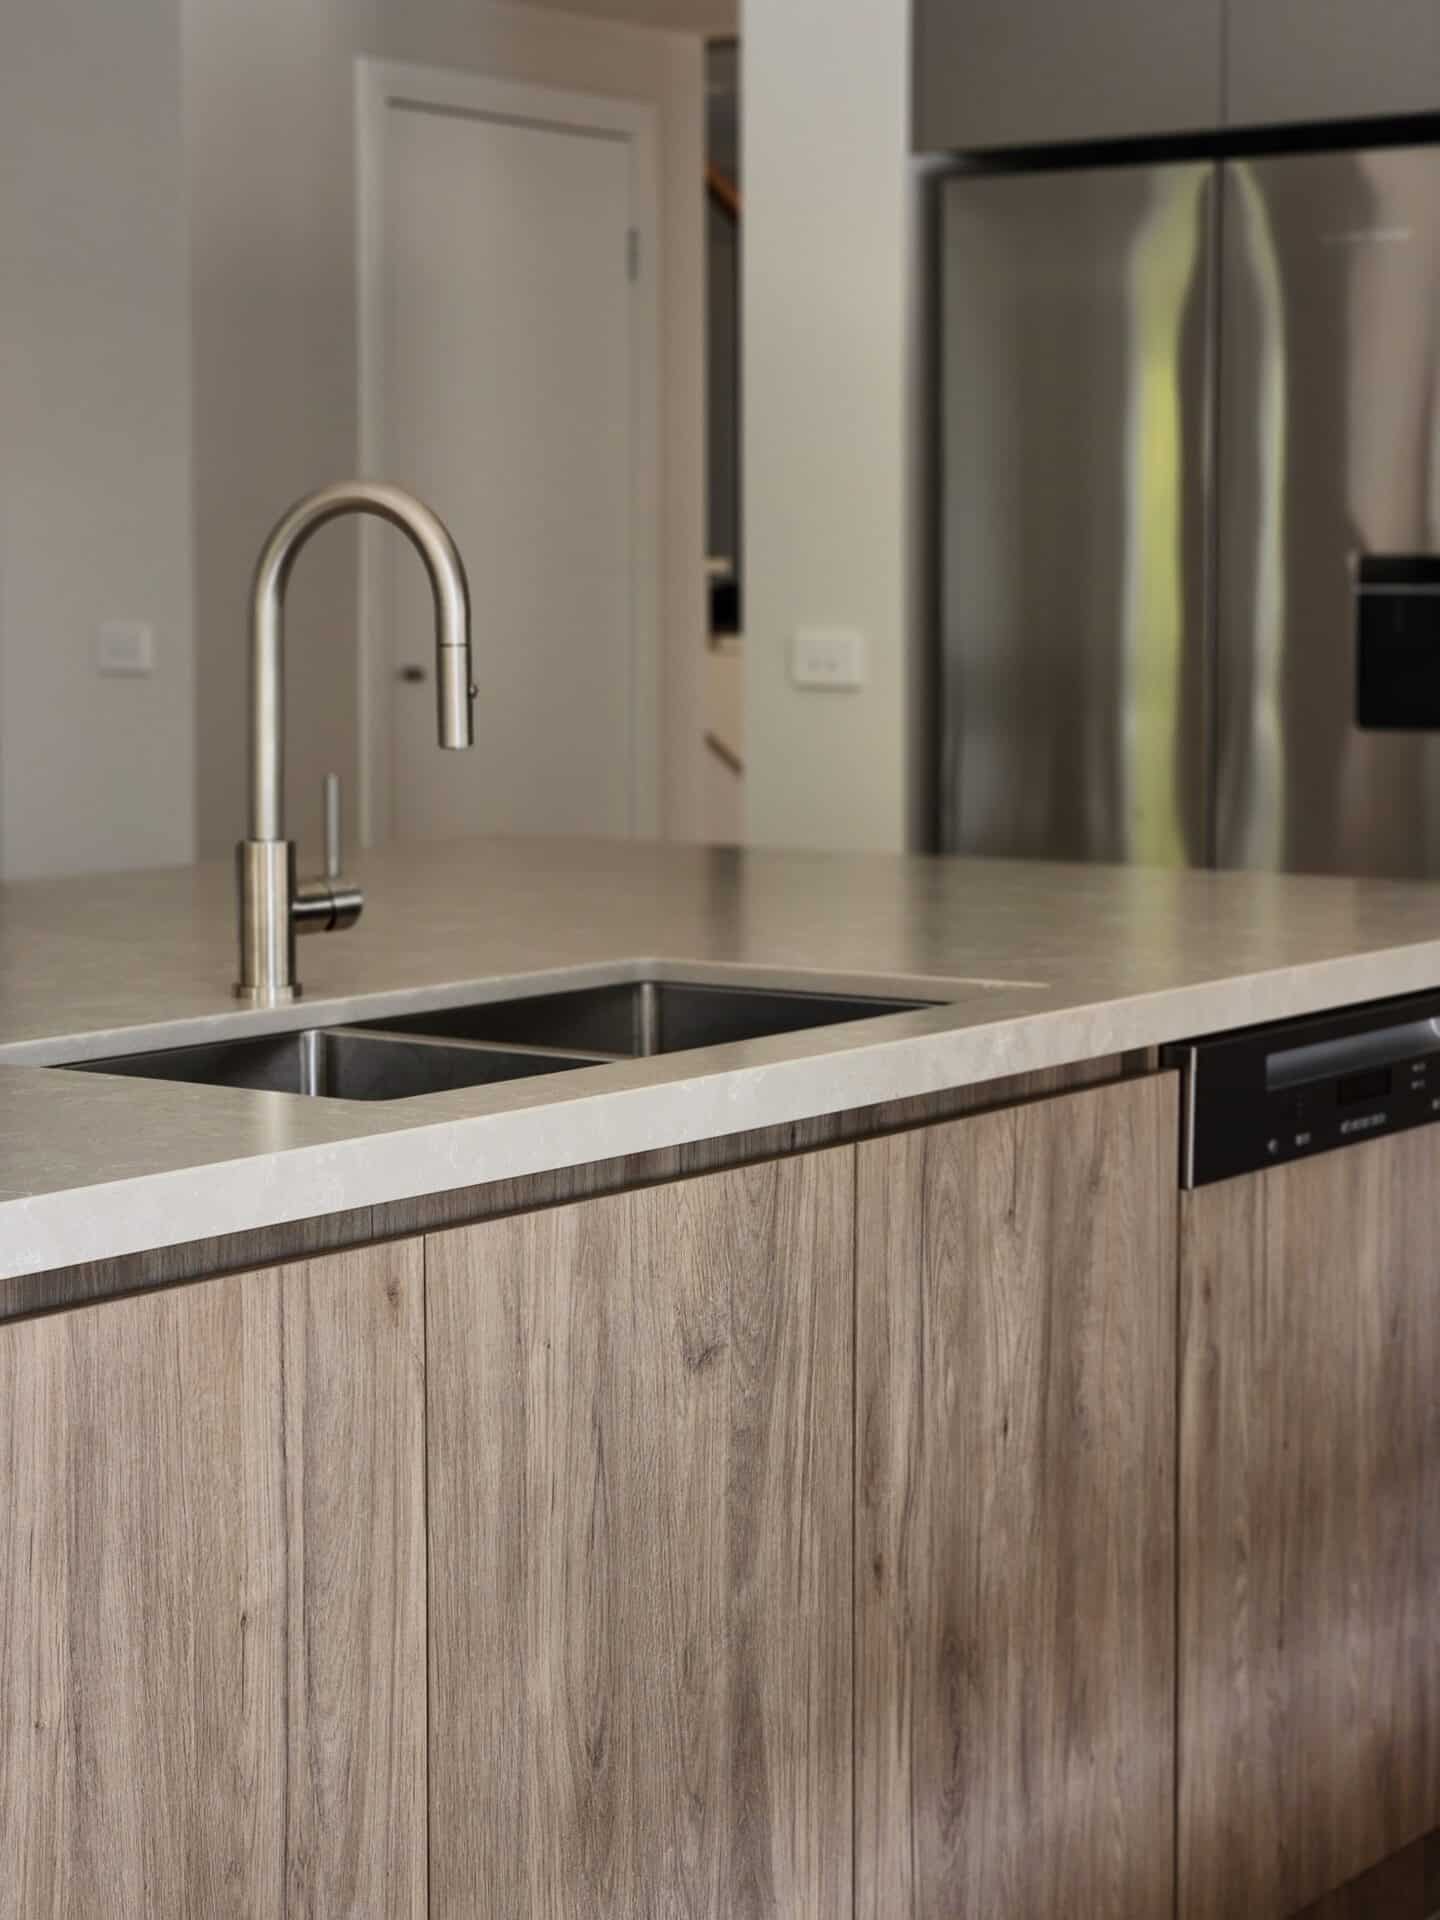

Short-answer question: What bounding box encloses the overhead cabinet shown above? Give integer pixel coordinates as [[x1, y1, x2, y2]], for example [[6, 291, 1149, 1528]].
[[915, 0, 1440, 152], [913, 0, 1224, 152], [1227, 0, 1440, 129]]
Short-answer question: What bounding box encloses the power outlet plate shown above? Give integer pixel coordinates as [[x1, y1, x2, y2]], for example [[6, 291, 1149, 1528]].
[[97, 620, 155, 676], [790, 627, 866, 691]]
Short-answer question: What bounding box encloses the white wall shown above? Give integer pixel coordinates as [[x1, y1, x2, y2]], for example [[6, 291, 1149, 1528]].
[[186, 0, 707, 859], [0, 0, 196, 879], [742, 0, 920, 853], [0, 0, 705, 878]]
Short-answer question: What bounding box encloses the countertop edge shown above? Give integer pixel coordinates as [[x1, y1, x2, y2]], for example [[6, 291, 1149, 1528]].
[[8, 937, 1440, 1281]]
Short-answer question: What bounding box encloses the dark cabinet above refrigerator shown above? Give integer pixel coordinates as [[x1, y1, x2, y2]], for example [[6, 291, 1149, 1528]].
[[1228, 0, 1440, 131], [912, 0, 1222, 155], [914, 0, 1440, 154]]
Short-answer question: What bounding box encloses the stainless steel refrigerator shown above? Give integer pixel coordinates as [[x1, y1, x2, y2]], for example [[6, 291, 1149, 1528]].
[[938, 146, 1440, 877]]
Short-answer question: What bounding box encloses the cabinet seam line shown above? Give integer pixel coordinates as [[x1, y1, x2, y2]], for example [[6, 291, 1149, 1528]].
[[851, 1141, 860, 1918], [1172, 1165, 1182, 1920], [421, 1229, 433, 1920]]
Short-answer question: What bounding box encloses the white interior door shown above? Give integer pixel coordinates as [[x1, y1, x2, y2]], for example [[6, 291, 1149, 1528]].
[[360, 67, 657, 843]]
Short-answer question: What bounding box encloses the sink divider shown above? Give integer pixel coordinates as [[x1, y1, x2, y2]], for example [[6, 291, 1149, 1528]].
[[335, 1026, 622, 1066]]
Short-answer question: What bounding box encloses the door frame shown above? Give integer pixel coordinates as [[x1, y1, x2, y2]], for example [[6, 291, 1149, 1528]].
[[354, 57, 661, 846]]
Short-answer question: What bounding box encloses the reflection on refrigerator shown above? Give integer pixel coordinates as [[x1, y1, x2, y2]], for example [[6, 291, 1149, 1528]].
[[939, 145, 1440, 879]]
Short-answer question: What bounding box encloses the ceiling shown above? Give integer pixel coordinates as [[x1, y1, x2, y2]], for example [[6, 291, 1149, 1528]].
[[513, 0, 738, 34]]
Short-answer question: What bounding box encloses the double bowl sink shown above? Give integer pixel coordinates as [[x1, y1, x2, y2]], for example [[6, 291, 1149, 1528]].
[[72, 980, 935, 1104]]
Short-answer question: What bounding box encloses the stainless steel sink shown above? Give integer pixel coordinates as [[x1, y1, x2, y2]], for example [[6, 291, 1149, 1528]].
[[64, 982, 935, 1103], [69, 1028, 599, 1102], [366, 979, 935, 1058]]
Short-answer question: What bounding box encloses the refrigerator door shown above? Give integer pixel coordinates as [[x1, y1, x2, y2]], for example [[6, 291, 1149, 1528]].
[[939, 163, 1215, 865], [1216, 148, 1440, 878]]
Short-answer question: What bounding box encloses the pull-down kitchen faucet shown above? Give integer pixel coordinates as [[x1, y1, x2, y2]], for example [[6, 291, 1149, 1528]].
[[236, 481, 475, 1002]]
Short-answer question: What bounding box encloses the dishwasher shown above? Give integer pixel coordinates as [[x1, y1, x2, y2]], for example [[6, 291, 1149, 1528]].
[[1166, 983, 1440, 1188], [1162, 986, 1440, 1920]]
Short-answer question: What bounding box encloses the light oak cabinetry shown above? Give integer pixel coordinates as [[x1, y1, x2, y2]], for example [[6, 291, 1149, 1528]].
[[0, 1069, 1180, 1919], [424, 1152, 855, 1919], [1227, 0, 1440, 130], [1180, 1133, 1440, 1920], [913, 0, 1222, 151], [856, 1074, 1180, 1919], [0, 1242, 426, 1919]]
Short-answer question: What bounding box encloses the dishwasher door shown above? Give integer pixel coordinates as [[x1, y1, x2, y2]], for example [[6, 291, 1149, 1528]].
[[1178, 1137, 1440, 1918]]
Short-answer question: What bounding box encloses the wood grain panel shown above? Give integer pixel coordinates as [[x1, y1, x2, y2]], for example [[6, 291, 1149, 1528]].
[[1181, 1134, 1440, 1920], [9, 1054, 1155, 1319], [381, 1050, 1153, 1237], [856, 1073, 1179, 1920], [1289, 1830, 1431, 1919], [426, 1151, 854, 1919], [0, 1242, 425, 1918], [2, 1205, 376, 1320]]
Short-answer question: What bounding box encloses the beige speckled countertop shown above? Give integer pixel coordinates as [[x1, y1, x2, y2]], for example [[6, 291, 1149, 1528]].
[[4, 835, 1440, 1279]]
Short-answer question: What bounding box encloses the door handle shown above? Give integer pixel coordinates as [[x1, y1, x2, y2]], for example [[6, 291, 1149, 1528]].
[[398, 664, 427, 684]]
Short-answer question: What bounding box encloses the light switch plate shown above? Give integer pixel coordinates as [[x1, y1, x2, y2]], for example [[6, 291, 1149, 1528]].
[[790, 626, 866, 690], [97, 620, 155, 676]]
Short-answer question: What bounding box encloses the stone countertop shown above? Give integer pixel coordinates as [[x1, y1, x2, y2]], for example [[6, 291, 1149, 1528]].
[[3, 835, 1440, 1279]]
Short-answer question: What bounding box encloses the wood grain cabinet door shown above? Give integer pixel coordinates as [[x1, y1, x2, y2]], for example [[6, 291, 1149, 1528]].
[[0, 1243, 427, 1920], [425, 1150, 854, 1920], [856, 1074, 1180, 1920], [1180, 1135, 1440, 1920]]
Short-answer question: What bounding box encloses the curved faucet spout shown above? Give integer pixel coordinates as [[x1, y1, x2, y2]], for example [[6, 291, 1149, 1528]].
[[248, 481, 474, 843], [236, 480, 474, 1002]]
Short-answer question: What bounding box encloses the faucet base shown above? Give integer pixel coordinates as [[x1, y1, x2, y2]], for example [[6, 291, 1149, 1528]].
[[235, 838, 298, 1001], [233, 983, 302, 1006]]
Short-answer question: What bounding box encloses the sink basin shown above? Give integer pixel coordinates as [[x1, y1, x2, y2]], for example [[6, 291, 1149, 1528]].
[[64, 982, 936, 1103], [69, 1027, 599, 1102], [367, 979, 935, 1058]]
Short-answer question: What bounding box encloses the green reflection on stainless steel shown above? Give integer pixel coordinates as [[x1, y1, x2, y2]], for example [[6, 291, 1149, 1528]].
[[1120, 167, 1205, 867], [1227, 162, 1289, 870]]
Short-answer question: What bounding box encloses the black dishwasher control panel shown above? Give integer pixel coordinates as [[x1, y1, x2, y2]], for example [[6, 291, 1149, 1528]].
[[1163, 985, 1440, 1188]]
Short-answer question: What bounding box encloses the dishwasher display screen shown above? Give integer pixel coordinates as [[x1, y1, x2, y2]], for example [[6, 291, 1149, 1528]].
[[1167, 986, 1440, 1186], [1337, 1066, 1393, 1106]]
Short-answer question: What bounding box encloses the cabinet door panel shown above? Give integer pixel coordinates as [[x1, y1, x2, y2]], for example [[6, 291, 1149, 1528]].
[[427, 1151, 853, 1919], [0, 1244, 426, 1919], [856, 1074, 1178, 1919], [1228, 0, 1440, 128], [915, 0, 1222, 151], [1181, 1136, 1440, 1919]]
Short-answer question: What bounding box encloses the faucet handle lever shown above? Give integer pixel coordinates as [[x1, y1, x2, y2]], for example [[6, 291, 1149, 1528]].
[[294, 773, 364, 936]]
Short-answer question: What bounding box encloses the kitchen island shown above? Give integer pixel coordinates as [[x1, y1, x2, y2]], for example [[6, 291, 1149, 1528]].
[[3, 837, 1440, 1919], [8, 834, 1440, 1280]]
